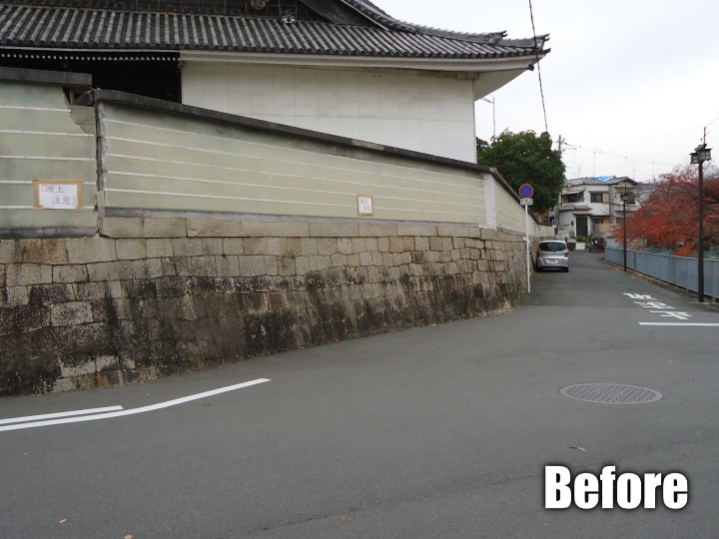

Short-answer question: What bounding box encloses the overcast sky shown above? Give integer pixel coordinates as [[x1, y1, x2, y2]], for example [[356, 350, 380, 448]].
[[376, 0, 719, 182]]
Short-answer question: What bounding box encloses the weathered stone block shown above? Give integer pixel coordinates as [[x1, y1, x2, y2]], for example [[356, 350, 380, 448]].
[[300, 238, 318, 256], [331, 253, 347, 267], [239, 256, 266, 277], [222, 238, 245, 255], [242, 221, 310, 238], [317, 238, 338, 256], [438, 225, 470, 237], [65, 238, 117, 264], [350, 238, 366, 253], [263, 238, 286, 256], [189, 256, 219, 277], [28, 284, 74, 305], [265, 256, 278, 276], [397, 225, 435, 236], [310, 222, 359, 237], [368, 266, 381, 283], [132, 259, 164, 279], [310, 256, 331, 272], [393, 252, 412, 265], [389, 237, 404, 253], [51, 302, 93, 326], [337, 238, 352, 255], [15, 239, 69, 265], [359, 224, 397, 237], [53, 265, 88, 284], [414, 236, 430, 251], [382, 253, 394, 266], [244, 237, 268, 255], [216, 255, 240, 277], [116, 239, 147, 260], [451, 250, 461, 261], [402, 237, 415, 251], [279, 257, 296, 276], [5, 264, 52, 286], [143, 218, 187, 238], [480, 229, 499, 241], [146, 239, 174, 258], [187, 219, 243, 237], [441, 238, 453, 251], [371, 252, 383, 265], [160, 257, 178, 277], [347, 254, 360, 267], [429, 237, 443, 251], [0, 241, 13, 264], [295, 256, 310, 275], [87, 261, 135, 282], [172, 238, 204, 257], [359, 252, 373, 266], [6, 286, 30, 307], [378, 238, 390, 252], [202, 238, 224, 256], [0, 264, 5, 287]]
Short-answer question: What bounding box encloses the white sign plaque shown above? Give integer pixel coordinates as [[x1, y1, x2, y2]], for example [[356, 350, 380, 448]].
[[520, 198, 534, 206], [33, 180, 85, 210], [357, 194, 374, 216]]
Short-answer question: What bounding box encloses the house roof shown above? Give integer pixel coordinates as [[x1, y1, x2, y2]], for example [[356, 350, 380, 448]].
[[0, 1, 548, 60], [605, 176, 637, 186]]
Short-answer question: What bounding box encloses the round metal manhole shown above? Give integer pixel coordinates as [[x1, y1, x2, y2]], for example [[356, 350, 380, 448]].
[[560, 383, 662, 404]]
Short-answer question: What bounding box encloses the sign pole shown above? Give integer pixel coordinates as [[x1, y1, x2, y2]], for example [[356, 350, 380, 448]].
[[525, 203, 531, 294], [518, 183, 534, 295]]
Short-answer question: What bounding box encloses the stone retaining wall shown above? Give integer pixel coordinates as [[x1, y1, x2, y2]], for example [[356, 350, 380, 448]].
[[0, 217, 529, 395]]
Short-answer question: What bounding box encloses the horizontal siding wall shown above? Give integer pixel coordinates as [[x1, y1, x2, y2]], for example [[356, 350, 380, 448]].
[[99, 102, 487, 225], [492, 177, 553, 237], [0, 81, 98, 232]]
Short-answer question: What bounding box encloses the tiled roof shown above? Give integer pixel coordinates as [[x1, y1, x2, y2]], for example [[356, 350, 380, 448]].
[[0, 3, 547, 59]]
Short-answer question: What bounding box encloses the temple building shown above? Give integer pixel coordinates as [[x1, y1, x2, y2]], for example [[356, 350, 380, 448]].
[[0, 0, 548, 163]]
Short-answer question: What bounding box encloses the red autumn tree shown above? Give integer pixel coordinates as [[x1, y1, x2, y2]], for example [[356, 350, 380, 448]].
[[615, 164, 719, 256]]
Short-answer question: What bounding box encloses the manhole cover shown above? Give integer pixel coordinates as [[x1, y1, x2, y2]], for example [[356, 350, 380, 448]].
[[560, 383, 662, 404]]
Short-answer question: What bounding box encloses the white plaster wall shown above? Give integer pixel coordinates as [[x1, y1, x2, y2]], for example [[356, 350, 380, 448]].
[[182, 63, 477, 163]]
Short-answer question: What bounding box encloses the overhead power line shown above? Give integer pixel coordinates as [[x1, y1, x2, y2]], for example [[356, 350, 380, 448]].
[[528, 0, 549, 134]]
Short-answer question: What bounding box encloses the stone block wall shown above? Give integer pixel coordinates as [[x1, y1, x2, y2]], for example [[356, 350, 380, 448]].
[[0, 217, 529, 395]]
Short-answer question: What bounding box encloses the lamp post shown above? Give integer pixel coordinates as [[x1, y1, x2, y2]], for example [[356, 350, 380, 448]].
[[690, 143, 712, 303], [621, 191, 629, 271]]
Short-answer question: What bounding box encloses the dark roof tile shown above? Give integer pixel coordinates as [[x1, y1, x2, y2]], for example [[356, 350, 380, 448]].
[[0, 4, 547, 59]]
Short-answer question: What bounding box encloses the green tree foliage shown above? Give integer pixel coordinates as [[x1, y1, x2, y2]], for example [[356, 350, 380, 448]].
[[477, 130, 566, 214]]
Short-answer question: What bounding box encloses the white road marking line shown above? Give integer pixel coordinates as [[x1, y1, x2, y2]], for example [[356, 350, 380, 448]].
[[0, 405, 124, 426], [0, 379, 270, 433], [639, 323, 719, 327]]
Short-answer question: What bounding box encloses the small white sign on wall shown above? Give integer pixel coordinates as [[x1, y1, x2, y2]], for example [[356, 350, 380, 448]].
[[357, 194, 374, 216], [33, 180, 85, 210]]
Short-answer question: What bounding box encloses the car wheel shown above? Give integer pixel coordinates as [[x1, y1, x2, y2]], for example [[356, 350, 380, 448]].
[[563, 267, 569, 273]]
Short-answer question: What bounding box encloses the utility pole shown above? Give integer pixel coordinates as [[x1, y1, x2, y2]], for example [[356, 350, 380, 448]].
[[690, 142, 712, 303]]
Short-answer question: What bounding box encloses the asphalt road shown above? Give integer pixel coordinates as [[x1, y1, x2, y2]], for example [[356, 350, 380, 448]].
[[2, 253, 719, 538]]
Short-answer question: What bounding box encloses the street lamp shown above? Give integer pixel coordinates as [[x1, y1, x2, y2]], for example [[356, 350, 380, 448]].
[[690, 143, 712, 303], [621, 191, 629, 271]]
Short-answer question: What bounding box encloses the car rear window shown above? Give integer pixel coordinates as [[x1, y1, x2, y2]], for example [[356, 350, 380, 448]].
[[539, 242, 566, 252]]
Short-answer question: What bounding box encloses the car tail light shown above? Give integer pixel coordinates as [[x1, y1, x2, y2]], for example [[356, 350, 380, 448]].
[[564, 252, 569, 258]]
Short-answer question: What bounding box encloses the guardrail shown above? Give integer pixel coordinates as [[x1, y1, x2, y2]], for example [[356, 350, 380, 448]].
[[605, 248, 718, 301]]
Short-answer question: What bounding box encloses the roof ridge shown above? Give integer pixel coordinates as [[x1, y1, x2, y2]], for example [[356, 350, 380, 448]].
[[337, 0, 547, 48]]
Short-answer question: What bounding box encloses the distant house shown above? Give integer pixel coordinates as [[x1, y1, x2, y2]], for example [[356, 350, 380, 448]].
[[556, 176, 639, 239]]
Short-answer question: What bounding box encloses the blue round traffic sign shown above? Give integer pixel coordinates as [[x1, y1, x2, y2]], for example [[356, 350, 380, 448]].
[[519, 184, 534, 199]]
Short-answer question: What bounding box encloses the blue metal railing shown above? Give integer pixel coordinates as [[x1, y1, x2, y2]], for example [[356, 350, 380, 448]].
[[605, 248, 718, 301]]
